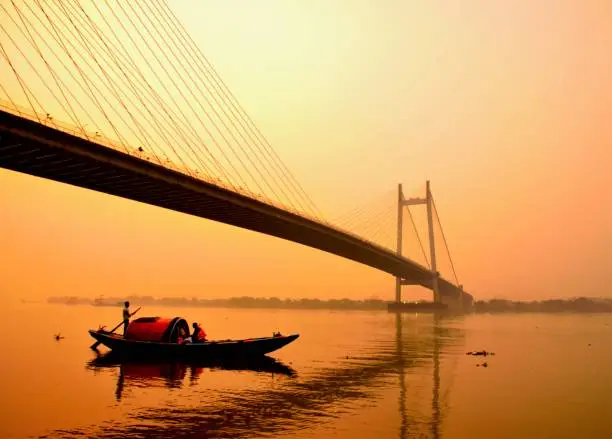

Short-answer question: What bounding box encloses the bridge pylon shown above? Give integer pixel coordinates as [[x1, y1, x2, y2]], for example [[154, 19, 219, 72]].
[[394, 181, 440, 304]]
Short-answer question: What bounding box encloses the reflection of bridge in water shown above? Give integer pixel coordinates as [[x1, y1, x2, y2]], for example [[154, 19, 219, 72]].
[[80, 314, 463, 438], [397, 313, 445, 439]]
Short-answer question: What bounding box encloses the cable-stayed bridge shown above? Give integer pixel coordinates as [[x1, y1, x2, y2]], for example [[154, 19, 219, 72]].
[[0, 0, 472, 307]]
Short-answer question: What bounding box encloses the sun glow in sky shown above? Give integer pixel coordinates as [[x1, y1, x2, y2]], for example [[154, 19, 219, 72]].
[[0, 0, 610, 303]]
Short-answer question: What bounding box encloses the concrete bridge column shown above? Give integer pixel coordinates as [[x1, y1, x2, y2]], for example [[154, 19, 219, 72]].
[[395, 183, 404, 303], [395, 181, 441, 304], [426, 181, 440, 304]]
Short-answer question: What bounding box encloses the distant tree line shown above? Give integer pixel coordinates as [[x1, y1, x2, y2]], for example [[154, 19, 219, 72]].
[[45, 295, 612, 313], [473, 298, 612, 313], [47, 295, 389, 310]]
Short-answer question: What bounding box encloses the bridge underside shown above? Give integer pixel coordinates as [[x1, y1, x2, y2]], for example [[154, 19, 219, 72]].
[[0, 110, 471, 303]]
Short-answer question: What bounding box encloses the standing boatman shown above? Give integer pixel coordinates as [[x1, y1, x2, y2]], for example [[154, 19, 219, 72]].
[[122, 301, 133, 336]]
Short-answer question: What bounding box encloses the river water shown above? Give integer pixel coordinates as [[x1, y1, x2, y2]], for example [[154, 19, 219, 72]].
[[1, 303, 612, 438]]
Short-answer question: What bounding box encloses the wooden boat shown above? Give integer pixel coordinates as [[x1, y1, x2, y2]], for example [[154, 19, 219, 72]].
[[88, 316, 299, 358]]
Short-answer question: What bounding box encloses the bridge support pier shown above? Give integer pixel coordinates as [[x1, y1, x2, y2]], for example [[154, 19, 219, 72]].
[[426, 181, 440, 303], [395, 183, 404, 303], [394, 181, 441, 304]]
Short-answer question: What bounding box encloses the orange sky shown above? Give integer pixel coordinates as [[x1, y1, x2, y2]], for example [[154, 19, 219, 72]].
[[0, 0, 610, 302]]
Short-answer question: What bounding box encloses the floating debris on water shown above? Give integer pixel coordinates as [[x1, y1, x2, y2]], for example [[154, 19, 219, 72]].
[[466, 350, 495, 356]]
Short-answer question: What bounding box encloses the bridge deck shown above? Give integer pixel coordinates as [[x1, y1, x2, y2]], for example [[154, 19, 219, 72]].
[[0, 109, 471, 302]]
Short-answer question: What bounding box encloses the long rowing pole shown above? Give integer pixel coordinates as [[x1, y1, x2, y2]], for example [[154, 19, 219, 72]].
[[90, 306, 141, 350]]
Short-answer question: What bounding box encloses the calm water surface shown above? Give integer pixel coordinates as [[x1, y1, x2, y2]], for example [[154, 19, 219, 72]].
[[1, 303, 612, 438]]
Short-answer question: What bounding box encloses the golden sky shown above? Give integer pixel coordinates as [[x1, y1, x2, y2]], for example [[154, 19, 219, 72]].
[[1, 0, 610, 302]]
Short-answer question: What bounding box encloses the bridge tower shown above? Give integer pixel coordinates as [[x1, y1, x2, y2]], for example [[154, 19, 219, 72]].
[[395, 181, 440, 304]]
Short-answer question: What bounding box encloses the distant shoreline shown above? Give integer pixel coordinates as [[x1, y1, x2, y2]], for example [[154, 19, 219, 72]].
[[44, 295, 612, 313]]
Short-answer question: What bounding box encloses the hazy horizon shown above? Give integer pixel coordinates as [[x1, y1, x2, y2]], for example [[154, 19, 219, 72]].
[[1, 0, 610, 303]]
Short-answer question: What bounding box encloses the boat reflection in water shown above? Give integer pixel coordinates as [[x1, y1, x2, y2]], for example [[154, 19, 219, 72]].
[[87, 351, 296, 401]]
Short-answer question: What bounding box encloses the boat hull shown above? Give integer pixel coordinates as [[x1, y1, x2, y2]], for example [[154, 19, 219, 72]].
[[89, 330, 299, 358]]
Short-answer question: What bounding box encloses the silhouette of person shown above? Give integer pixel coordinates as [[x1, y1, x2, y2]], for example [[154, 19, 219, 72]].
[[122, 301, 132, 336], [192, 322, 207, 343]]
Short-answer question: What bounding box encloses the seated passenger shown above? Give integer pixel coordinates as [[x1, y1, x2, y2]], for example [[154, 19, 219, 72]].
[[177, 326, 189, 344], [192, 322, 207, 343]]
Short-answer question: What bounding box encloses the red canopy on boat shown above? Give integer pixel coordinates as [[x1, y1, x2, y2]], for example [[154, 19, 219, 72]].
[[125, 317, 189, 343]]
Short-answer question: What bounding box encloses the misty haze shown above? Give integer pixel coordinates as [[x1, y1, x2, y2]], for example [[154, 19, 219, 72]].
[[1, 1, 610, 438]]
